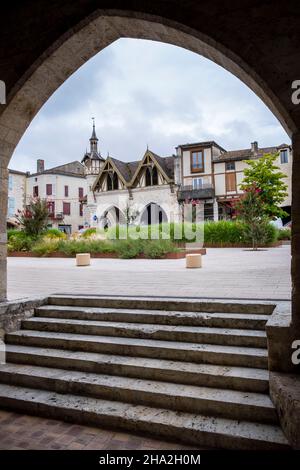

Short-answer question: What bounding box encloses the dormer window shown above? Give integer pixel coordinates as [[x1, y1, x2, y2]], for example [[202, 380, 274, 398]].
[[280, 149, 289, 164], [191, 150, 204, 172]]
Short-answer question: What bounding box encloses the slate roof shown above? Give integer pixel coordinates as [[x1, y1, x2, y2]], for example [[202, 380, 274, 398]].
[[214, 144, 291, 163], [30, 161, 86, 178]]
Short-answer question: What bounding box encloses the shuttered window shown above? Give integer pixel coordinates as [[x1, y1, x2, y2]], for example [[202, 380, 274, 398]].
[[226, 172, 236, 192]]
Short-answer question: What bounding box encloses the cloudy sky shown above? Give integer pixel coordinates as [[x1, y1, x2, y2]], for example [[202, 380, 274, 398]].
[[10, 38, 290, 173]]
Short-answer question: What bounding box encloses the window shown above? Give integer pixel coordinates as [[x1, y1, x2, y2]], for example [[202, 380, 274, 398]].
[[64, 185, 69, 197], [63, 202, 71, 215], [226, 172, 236, 192], [78, 187, 84, 198], [107, 172, 119, 191], [226, 161, 235, 171], [8, 175, 13, 191], [191, 150, 204, 172], [8, 197, 15, 217], [46, 184, 52, 196], [33, 185, 39, 197], [193, 178, 203, 189], [79, 203, 83, 217], [47, 201, 55, 215], [280, 149, 289, 164]]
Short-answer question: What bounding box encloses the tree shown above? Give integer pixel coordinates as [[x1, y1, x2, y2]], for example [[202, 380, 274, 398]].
[[235, 186, 271, 250], [240, 152, 288, 219], [16, 198, 49, 237]]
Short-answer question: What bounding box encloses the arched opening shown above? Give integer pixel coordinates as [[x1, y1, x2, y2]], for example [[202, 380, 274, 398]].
[[107, 174, 113, 191], [106, 172, 119, 191], [113, 172, 119, 190], [152, 167, 158, 186], [100, 206, 125, 228], [0, 12, 297, 335], [140, 203, 168, 226]]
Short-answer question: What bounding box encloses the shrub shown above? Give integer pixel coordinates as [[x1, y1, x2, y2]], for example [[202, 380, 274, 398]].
[[15, 198, 49, 237], [204, 221, 244, 245], [32, 238, 60, 256], [7, 231, 35, 251], [7, 229, 21, 240], [58, 239, 115, 256], [44, 228, 67, 239], [143, 239, 178, 258], [81, 228, 97, 238], [113, 239, 144, 259], [277, 228, 291, 240]]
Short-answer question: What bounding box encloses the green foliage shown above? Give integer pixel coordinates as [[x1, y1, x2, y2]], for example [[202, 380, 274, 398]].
[[240, 153, 288, 219], [113, 239, 144, 259], [15, 198, 49, 237], [142, 239, 178, 258], [7, 231, 35, 252], [277, 228, 291, 240], [44, 228, 66, 239], [32, 238, 60, 256], [236, 189, 273, 250], [204, 221, 244, 245], [7, 229, 21, 240], [58, 239, 115, 256], [81, 228, 97, 238]]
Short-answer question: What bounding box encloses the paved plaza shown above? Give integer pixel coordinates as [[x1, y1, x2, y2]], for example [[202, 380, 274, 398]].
[[0, 410, 197, 450], [7, 245, 291, 301]]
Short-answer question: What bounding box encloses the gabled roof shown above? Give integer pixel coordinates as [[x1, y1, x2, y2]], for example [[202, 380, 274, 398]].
[[92, 157, 130, 190], [129, 150, 174, 186]]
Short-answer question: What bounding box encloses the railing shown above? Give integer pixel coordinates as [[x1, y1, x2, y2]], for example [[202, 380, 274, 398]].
[[177, 184, 215, 201], [48, 213, 64, 220]]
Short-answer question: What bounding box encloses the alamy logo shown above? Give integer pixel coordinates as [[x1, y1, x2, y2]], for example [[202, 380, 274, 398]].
[[291, 339, 300, 365], [291, 80, 300, 105], [0, 80, 6, 104]]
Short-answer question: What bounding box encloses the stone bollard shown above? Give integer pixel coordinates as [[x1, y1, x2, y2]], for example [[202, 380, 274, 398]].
[[76, 253, 91, 266], [186, 253, 202, 268]]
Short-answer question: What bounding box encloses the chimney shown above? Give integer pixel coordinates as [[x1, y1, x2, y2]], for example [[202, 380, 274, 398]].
[[251, 141, 258, 154], [37, 159, 45, 173]]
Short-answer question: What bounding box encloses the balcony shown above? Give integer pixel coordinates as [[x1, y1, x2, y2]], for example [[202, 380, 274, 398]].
[[177, 184, 215, 201], [48, 212, 64, 221]]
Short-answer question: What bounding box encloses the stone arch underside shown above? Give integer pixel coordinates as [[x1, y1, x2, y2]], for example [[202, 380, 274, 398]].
[[0, 12, 296, 169], [0, 8, 299, 335]]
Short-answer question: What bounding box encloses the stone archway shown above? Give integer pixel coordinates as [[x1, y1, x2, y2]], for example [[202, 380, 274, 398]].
[[140, 203, 168, 226], [99, 205, 126, 229], [0, 7, 299, 364]]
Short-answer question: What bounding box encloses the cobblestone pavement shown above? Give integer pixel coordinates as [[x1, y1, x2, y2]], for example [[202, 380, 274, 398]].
[[0, 410, 198, 450], [8, 246, 291, 301]]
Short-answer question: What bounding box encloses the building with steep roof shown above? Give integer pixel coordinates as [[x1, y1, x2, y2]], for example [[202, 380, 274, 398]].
[[7, 122, 292, 232], [83, 132, 292, 228]]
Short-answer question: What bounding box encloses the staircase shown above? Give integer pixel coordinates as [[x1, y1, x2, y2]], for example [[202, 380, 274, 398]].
[[0, 295, 289, 449]]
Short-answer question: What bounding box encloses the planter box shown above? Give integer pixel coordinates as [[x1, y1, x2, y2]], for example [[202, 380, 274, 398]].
[[8, 249, 206, 259]]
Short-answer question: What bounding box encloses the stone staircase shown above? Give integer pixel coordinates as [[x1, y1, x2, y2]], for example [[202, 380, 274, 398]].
[[0, 295, 290, 449]]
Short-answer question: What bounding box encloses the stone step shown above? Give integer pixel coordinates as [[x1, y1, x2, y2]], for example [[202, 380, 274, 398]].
[[0, 384, 289, 450], [22, 317, 267, 348], [48, 295, 274, 315], [6, 330, 268, 368], [36, 305, 270, 330], [0, 363, 277, 424], [6, 344, 270, 393]]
